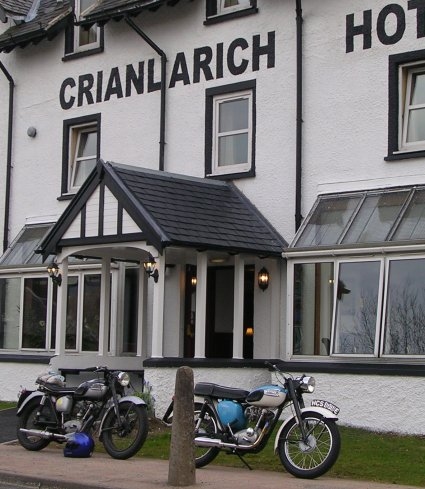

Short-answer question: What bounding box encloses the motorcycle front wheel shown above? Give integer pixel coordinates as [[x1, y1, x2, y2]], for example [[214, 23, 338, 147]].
[[101, 402, 148, 459], [277, 411, 341, 479], [16, 398, 52, 451], [194, 406, 220, 468]]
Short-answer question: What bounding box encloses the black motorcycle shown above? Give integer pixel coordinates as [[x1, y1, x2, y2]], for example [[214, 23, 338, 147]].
[[16, 366, 148, 459]]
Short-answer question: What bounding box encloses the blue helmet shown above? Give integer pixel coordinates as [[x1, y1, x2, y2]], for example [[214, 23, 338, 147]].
[[63, 432, 95, 458]]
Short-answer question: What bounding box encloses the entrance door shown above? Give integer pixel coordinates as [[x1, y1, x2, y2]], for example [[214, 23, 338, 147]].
[[183, 265, 254, 359]]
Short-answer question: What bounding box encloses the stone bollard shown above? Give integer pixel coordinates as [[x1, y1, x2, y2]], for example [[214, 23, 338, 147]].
[[168, 366, 196, 487]]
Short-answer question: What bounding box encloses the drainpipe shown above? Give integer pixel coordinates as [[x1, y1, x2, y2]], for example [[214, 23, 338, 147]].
[[295, 0, 303, 231], [125, 17, 167, 171], [0, 61, 14, 253]]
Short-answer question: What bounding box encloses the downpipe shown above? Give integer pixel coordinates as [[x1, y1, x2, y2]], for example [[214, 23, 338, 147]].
[[18, 428, 69, 442]]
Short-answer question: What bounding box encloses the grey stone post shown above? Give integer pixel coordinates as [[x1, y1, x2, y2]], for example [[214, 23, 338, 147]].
[[168, 366, 196, 486]]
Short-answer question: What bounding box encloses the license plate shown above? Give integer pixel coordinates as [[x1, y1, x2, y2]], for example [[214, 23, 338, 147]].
[[311, 399, 340, 415]]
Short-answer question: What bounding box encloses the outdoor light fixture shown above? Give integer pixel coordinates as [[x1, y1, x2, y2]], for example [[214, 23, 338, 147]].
[[245, 326, 254, 337], [47, 262, 62, 286], [257, 267, 269, 291], [143, 258, 159, 283], [191, 276, 197, 287]]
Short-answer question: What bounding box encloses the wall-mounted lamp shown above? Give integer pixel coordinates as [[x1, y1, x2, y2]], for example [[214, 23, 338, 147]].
[[143, 259, 159, 283], [191, 276, 197, 287], [245, 326, 254, 337], [47, 262, 62, 286], [257, 267, 269, 291]]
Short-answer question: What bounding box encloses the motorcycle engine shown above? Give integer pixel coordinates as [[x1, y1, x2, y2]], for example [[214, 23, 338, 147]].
[[234, 427, 259, 445]]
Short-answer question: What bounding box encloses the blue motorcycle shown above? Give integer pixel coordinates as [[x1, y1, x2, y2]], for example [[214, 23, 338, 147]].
[[191, 361, 341, 479]]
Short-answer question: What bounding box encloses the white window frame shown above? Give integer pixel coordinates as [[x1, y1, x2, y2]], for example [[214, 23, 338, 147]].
[[217, 0, 251, 15], [288, 253, 425, 360], [74, 0, 100, 53], [211, 90, 252, 176], [68, 123, 98, 193], [398, 61, 425, 153]]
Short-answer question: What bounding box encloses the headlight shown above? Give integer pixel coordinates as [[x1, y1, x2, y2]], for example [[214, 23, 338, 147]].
[[117, 371, 130, 387], [300, 376, 316, 393]]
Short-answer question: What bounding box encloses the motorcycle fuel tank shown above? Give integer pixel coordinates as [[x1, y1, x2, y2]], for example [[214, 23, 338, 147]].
[[217, 400, 246, 431], [246, 385, 287, 408]]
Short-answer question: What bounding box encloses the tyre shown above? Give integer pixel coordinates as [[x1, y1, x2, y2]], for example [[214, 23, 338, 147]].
[[16, 399, 52, 451], [277, 411, 341, 479], [194, 406, 220, 468], [101, 402, 148, 460]]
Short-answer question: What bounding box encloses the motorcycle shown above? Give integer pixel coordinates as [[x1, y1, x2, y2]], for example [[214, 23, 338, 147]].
[[187, 361, 341, 479], [16, 366, 148, 460]]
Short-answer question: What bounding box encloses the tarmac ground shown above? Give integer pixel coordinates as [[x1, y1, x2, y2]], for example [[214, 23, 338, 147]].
[[0, 407, 420, 489]]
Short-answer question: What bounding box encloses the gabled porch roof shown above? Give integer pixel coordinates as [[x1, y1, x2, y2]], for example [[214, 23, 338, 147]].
[[38, 160, 287, 261]]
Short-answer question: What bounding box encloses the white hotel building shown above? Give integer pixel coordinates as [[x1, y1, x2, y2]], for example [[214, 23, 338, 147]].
[[0, 0, 425, 433]]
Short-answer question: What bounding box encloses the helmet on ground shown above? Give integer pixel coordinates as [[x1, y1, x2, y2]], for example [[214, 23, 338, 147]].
[[63, 432, 94, 458]]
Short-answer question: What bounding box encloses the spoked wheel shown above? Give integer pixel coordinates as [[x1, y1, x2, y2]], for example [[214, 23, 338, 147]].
[[194, 406, 220, 468], [101, 402, 148, 459], [277, 411, 341, 479], [16, 399, 52, 451]]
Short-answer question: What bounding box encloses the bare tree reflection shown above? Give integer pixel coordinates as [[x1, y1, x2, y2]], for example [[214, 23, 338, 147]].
[[385, 284, 425, 355]]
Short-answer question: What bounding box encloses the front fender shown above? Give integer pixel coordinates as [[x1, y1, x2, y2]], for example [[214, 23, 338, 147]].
[[273, 407, 339, 452], [17, 391, 43, 415], [99, 395, 146, 436]]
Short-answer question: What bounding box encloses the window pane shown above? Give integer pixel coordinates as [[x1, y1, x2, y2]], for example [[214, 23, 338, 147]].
[[393, 189, 425, 240], [407, 108, 425, 142], [333, 261, 380, 354], [219, 98, 248, 132], [82, 274, 100, 351], [66, 276, 78, 350], [293, 263, 334, 356], [73, 158, 97, 187], [50, 284, 57, 350], [0, 225, 52, 266], [410, 72, 425, 105], [342, 192, 408, 244], [123, 268, 138, 354], [77, 131, 97, 158], [296, 197, 361, 247], [22, 278, 48, 349], [0, 278, 20, 349], [384, 259, 425, 355], [218, 133, 248, 166]]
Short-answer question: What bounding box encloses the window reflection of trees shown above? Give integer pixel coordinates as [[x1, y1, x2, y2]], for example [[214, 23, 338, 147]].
[[336, 287, 377, 355], [385, 284, 425, 355]]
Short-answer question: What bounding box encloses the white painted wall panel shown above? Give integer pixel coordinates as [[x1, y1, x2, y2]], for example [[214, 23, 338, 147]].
[[84, 187, 100, 237], [103, 187, 118, 236]]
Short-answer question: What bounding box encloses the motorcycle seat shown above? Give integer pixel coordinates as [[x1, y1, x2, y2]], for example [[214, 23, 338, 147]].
[[194, 382, 249, 401], [37, 380, 80, 394]]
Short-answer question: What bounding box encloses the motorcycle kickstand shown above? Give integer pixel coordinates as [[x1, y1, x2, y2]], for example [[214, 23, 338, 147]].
[[232, 450, 253, 471]]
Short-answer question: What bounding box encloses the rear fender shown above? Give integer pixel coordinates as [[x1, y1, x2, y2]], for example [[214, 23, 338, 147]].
[[273, 407, 339, 452], [17, 391, 43, 415]]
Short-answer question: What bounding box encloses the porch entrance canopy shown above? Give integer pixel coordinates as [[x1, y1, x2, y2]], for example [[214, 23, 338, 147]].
[[38, 160, 287, 261]]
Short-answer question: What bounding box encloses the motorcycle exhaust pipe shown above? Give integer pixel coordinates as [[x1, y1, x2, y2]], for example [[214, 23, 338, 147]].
[[19, 428, 68, 442], [195, 436, 240, 450]]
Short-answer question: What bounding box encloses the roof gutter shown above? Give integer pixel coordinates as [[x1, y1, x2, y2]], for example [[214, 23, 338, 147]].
[[0, 61, 14, 253], [295, 0, 303, 231], [125, 16, 167, 171]]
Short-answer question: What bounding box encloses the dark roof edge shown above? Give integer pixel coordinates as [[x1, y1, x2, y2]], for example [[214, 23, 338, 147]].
[[229, 183, 288, 250]]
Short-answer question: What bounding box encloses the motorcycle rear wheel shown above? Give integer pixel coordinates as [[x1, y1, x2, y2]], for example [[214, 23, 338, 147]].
[[277, 411, 341, 479], [101, 402, 148, 459], [194, 406, 220, 468], [16, 398, 52, 451]]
